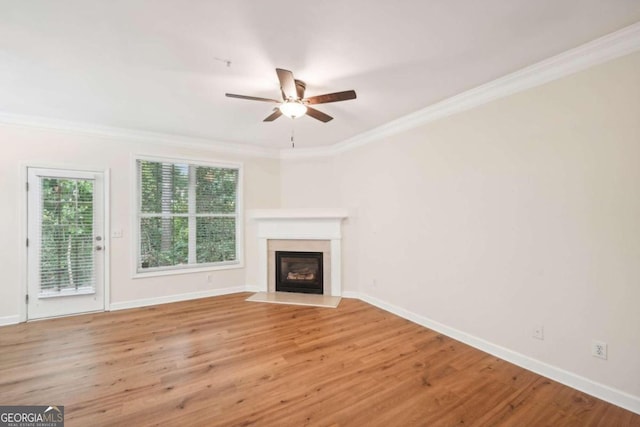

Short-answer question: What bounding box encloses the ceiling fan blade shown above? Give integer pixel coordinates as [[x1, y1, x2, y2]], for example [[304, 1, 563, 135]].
[[306, 107, 333, 123], [276, 68, 297, 100], [225, 93, 280, 103], [263, 109, 283, 122], [304, 90, 357, 105]]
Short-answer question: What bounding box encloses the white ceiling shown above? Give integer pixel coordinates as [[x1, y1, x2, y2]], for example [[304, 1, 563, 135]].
[[1, 1, 639, 149]]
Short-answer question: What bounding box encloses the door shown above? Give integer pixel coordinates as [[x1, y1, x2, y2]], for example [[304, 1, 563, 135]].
[[27, 168, 105, 320]]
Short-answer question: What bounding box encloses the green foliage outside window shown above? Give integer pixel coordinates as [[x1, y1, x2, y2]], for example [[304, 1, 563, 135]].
[[40, 178, 95, 291], [138, 159, 239, 271]]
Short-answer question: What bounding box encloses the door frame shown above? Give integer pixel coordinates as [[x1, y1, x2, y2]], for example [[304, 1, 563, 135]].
[[20, 163, 110, 322]]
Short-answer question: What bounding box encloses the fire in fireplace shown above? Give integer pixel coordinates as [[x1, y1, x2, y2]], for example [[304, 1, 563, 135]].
[[275, 251, 323, 294]]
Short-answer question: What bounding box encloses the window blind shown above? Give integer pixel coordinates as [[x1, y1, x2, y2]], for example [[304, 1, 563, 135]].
[[39, 177, 95, 293], [137, 159, 239, 272]]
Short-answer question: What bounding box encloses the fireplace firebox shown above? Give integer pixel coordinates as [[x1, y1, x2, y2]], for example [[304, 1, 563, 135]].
[[275, 251, 323, 294]]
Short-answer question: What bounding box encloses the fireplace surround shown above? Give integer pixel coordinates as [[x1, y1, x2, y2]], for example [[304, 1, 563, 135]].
[[251, 209, 348, 296]]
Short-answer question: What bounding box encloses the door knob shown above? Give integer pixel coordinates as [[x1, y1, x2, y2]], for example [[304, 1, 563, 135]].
[[95, 245, 103, 251]]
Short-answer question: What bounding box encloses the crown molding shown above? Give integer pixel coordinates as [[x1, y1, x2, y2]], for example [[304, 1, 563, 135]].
[[1, 22, 639, 161], [282, 21, 640, 159], [0, 112, 281, 159]]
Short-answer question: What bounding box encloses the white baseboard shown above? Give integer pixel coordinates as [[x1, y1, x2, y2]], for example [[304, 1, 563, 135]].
[[340, 291, 360, 299], [244, 285, 260, 293], [0, 315, 20, 327], [354, 292, 640, 416], [109, 286, 247, 311]]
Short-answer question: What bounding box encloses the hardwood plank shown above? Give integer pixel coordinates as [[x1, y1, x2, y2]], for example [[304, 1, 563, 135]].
[[0, 293, 638, 426]]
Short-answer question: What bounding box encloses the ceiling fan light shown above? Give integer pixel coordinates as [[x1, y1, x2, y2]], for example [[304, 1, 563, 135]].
[[279, 101, 307, 118]]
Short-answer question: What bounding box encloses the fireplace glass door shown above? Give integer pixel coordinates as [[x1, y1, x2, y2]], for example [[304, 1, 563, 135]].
[[275, 251, 323, 294]]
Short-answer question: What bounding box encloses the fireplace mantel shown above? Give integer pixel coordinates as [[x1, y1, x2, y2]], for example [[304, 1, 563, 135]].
[[251, 209, 349, 220], [251, 209, 348, 296]]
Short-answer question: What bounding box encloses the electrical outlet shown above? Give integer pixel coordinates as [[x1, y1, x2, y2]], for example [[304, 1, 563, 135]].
[[592, 341, 607, 360], [532, 324, 544, 340]]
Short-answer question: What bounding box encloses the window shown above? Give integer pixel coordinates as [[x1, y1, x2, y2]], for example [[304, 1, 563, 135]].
[[136, 157, 241, 274]]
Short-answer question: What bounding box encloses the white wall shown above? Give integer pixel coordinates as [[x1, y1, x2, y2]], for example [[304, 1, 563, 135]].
[[0, 125, 280, 318], [280, 155, 339, 208], [284, 52, 640, 400]]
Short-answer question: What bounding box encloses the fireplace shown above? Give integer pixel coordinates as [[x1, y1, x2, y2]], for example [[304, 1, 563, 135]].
[[252, 208, 347, 296], [275, 251, 323, 294]]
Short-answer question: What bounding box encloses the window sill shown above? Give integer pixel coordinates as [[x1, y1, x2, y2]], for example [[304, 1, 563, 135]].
[[132, 261, 244, 279]]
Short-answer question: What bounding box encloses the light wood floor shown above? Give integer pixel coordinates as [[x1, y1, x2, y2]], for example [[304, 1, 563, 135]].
[[1, 293, 638, 426]]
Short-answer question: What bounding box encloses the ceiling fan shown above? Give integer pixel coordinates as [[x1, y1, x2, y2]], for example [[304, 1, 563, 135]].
[[225, 68, 356, 123]]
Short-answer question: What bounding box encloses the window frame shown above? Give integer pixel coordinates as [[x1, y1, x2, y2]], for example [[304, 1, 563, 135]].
[[131, 154, 243, 278]]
